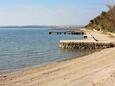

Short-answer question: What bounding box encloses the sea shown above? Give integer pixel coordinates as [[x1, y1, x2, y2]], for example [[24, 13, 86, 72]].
[[0, 28, 85, 72]]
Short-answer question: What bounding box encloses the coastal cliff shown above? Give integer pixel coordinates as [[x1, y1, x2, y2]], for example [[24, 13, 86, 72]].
[[85, 5, 115, 33]]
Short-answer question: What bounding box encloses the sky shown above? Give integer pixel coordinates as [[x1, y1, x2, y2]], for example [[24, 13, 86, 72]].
[[0, 0, 115, 26]]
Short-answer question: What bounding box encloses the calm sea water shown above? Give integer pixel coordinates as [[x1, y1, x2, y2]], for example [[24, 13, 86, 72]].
[[0, 28, 84, 72]]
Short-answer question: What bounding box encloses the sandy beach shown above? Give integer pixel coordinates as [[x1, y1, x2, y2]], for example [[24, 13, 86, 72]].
[[0, 30, 115, 86]]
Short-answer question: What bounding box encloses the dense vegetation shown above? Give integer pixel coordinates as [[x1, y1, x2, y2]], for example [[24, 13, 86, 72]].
[[85, 5, 115, 33]]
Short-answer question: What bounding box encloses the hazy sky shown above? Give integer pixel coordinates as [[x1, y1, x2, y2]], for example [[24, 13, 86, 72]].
[[0, 0, 114, 26]]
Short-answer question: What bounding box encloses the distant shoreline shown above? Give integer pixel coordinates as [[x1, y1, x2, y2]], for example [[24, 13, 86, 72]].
[[0, 25, 85, 29]]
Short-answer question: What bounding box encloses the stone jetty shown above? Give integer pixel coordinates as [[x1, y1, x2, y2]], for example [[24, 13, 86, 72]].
[[59, 30, 115, 50], [59, 40, 115, 49]]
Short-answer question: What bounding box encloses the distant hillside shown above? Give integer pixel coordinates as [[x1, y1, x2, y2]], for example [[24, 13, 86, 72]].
[[0, 25, 57, 28], [0, 25, 84, 29], [85, 5, 115, 33]]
